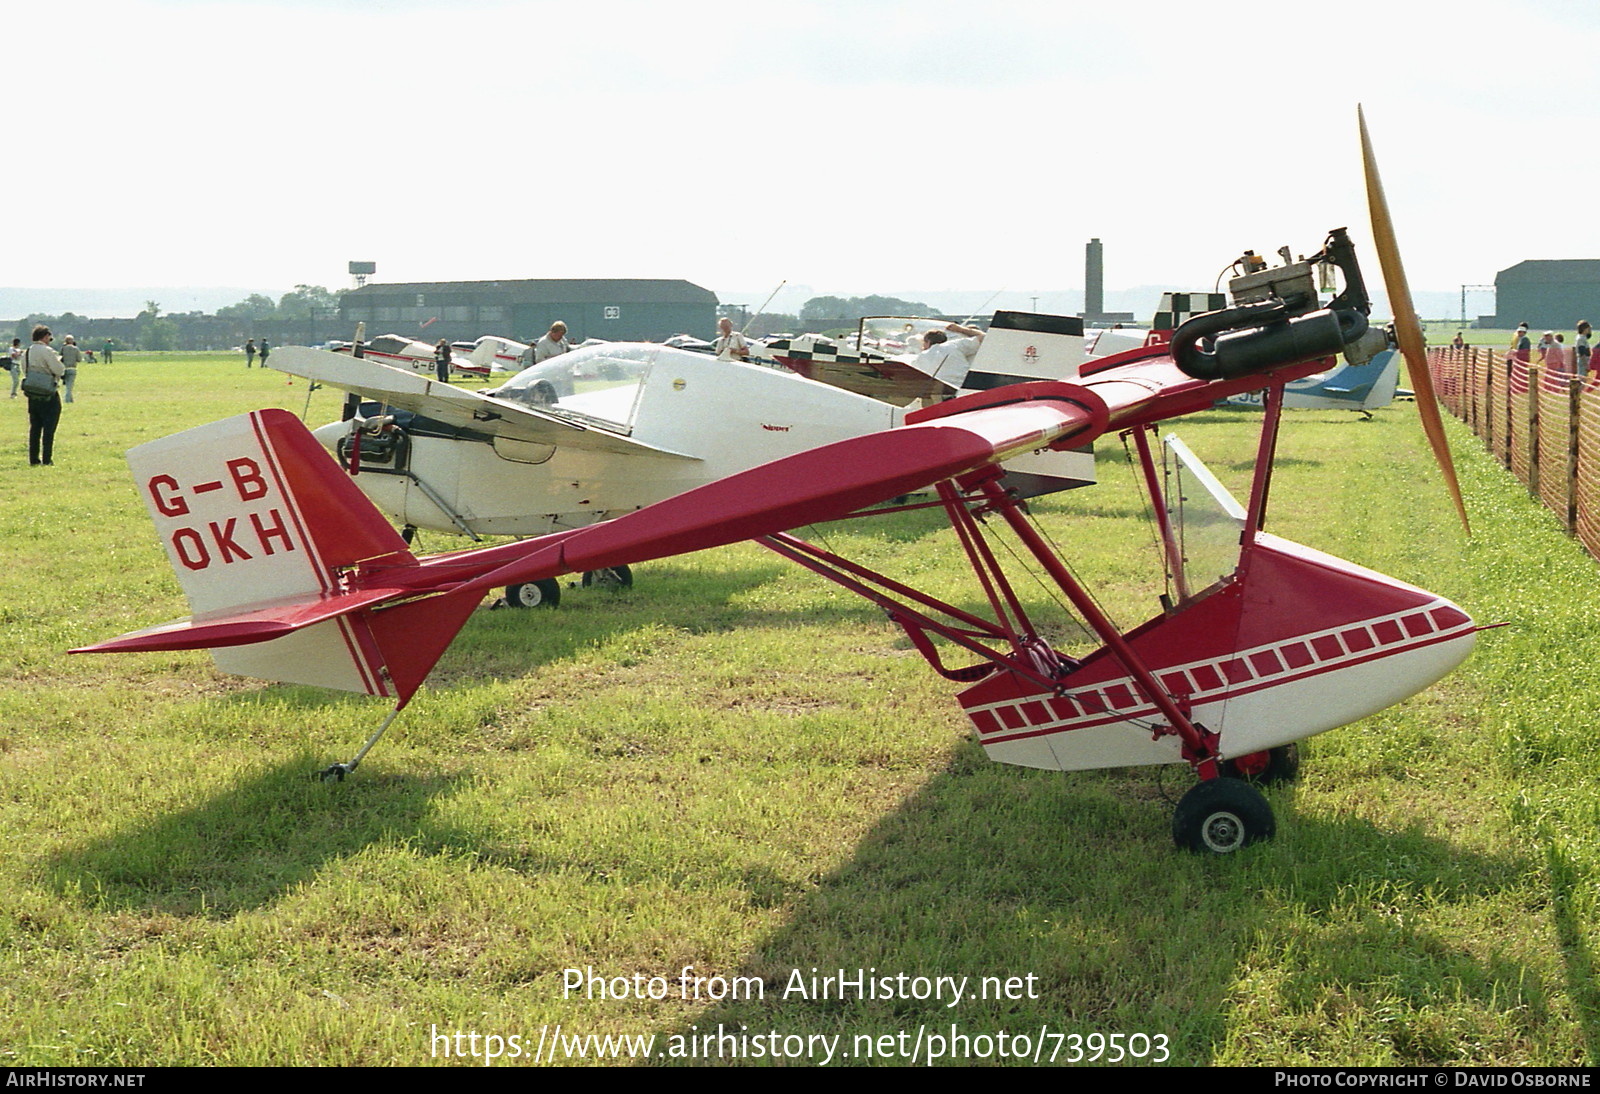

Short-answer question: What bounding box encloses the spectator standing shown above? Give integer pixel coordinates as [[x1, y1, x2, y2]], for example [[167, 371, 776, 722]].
[[1577, 322, 1592, 378], [1513, 326, 1532, 365], [259, 339, 270, 368], [244, 339, 256, 368], [8, 339, 21, 398], [434, 338, 451, 383], [1547, 333, 1570, 375], [58, 335, 82, 403], [914, 322, 985, 391], [714, 317, 750, 362], [22, 325, 63, 466], [102, 340, 113, 364], [533, 321, 571, 363]]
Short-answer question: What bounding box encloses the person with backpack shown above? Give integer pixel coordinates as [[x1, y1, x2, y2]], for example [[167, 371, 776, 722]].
[[21, 325, 64, 466]]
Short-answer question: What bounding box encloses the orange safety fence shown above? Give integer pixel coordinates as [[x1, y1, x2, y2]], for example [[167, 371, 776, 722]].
[[1486, 351, 1509, 465], [1536, 368, 1579, 530], [1578, 374, 1600, 560], [1399, 348, 1600, 558], [1434, 347, 1464, 417], [1509, 358, 1537, 491]]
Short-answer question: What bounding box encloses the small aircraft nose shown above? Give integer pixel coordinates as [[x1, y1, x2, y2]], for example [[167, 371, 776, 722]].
[[309, 420, 346, 455]]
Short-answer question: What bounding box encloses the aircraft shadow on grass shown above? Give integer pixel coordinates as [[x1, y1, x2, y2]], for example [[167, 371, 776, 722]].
[[44, 721, 1591, 1063], [45, 760, 467, 918], [655, 752, 1582, 1066]]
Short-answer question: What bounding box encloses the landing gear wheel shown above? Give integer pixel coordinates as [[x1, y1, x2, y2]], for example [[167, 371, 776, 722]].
[[1220, 743, 1300, 786], [1172, 777, 1275, 854], [581, 564, 633, 589], [505, 578, 561, 609]]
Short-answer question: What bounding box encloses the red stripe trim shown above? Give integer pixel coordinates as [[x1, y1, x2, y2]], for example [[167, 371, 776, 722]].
[[332, 615, 384, 696], [248, 412, 331, 595]]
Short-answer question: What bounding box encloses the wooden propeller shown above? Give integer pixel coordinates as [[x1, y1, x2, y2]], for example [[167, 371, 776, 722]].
[[1359, 105, 1470, 533]]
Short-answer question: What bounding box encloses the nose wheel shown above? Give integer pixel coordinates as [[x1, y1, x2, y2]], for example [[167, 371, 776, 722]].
[[1172, 777, 1275, 854]]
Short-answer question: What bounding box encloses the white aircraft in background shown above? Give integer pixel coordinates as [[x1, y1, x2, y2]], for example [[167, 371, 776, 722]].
[[271, 341, 903, 605], [449, 335, 529, 374], [329, 333, 506, 378], [1216, 348, 1404, 417]]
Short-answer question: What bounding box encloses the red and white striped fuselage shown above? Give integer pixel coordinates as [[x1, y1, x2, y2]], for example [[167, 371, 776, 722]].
[[961, 533, 1474, 771]]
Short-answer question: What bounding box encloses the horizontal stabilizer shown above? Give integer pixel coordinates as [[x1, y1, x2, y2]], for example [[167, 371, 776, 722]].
[[73, 586, 412, 653]]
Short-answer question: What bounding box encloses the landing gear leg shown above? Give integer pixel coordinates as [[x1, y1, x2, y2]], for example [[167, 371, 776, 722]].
[[316, 707, 403, 783]]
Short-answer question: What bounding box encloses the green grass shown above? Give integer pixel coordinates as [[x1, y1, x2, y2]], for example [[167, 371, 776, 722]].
[[0, 354, 1595, 1066]]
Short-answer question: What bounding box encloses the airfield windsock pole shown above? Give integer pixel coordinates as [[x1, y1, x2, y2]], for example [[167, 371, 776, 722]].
[[743, 280, 786, 335]]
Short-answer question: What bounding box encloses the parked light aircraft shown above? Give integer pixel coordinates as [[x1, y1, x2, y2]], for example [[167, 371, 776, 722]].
[[449, 335, 528, 374], [75, 112, 1473, 852], [277, 308, 1100, 581], [328, 333, 501, 377], [1217, 348, 1403, 416], [269, 340, 906, 608]]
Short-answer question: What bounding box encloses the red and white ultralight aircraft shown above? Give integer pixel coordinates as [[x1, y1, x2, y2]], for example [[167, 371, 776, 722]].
[[74, 115, 1475, 852]]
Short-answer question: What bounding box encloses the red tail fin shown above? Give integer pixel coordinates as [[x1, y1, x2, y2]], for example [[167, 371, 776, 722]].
[[78, 410, 472, 705]]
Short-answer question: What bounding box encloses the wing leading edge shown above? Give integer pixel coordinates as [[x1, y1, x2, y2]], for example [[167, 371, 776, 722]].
[[270, 346, 697, 459]]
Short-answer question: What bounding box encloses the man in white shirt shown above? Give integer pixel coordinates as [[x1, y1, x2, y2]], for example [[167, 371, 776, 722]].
[[913, 322, 984, 391], [714, 317, 750, 362], [533, 321, 572, 363]]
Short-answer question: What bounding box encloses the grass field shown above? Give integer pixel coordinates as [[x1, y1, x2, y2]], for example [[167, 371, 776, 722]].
[[0, 353, 1596, 1067]]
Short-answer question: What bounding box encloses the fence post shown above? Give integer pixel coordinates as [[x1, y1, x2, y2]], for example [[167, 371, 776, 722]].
[[1503, 356, 1515, 468], [1566, 377, 1581, 532], [1528, 365, 1541, 497], [1483, 350, 1497, 458]]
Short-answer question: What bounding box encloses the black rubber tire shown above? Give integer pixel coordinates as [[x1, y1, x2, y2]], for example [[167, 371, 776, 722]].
[[1220, 743, 1300, 786], [1172, 777, 1275, 854], [581, 565, 633, 589], [505, 578, 561, 609]]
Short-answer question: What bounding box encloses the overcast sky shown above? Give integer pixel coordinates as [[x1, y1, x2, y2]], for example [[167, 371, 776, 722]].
[[16, 0, 1595, 307]]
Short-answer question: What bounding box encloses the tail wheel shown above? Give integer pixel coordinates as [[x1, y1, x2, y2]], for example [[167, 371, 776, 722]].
[[581, 565, 633, 589], [1220, 743, 1300, 786], [504, 579, 561, 609], [1172, 777, 1275, 854]]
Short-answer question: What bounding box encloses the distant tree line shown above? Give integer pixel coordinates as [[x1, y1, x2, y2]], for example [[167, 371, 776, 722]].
[[7, 288, 941, 351], [726, 295, 937, 340], [9, 286, 346, 352]]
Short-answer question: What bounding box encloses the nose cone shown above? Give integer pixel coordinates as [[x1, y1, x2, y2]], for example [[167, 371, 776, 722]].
[[309, 419, 348, 456]]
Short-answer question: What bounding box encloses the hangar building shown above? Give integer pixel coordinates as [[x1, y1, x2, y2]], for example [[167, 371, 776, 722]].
[[1484, 260, 1600, 330], [338, 278, 718, 344]]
